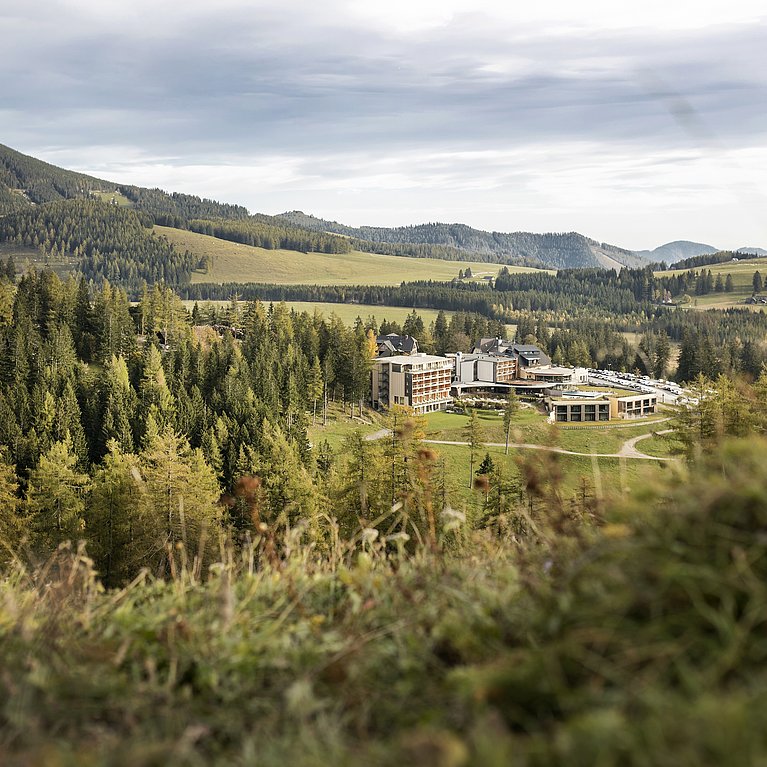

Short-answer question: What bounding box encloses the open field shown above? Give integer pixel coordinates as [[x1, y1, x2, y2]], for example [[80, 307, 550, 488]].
[[283, 302, 454, 326], [655, 256, 767, 310], [90, 190, 134, 207], [433, 441, 673, 508], [182, 300, 519, 335], [2, 243, 78, 279], [636, 431, 684, 458], [423, 408, 669, 453], [308, 404, 673, 508], [307, 404, 382, 452], [184, 300, 457, 326], [157, 225, 547, 286]]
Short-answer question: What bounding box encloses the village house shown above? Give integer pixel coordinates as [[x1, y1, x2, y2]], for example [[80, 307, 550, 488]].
[[375, 333, 419, 357]]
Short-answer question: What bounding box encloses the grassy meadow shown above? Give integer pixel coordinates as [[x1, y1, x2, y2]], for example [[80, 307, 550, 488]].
[[309, 403, 674, 510], [157, 225, 546, 286], [90, 189, 134, 207], [655, 256, 767, 309]]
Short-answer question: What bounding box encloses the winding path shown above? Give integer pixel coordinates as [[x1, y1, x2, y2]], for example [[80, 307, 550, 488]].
[[366, 424, 679, 462]]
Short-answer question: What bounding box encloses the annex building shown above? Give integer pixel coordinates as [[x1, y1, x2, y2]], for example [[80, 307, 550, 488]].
[[547, 390, 657, 422]]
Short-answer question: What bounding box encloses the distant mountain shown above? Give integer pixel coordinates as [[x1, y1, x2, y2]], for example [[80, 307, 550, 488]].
[[278, 211, 648, 270], [0, 142, 747, 274], [634, 240, 719, 263], [737, 247, 767, 256]]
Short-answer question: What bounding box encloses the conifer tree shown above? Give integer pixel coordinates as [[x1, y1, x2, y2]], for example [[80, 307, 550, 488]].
[[307, 356, 324, 426], [463, 408, 484, 488], [258, 421, 317, 530], [0, 450, 22, 563], [502, 391, 520, 455], [138, 429, 221, 576], [27, 436, 89, 552], [653, 332, 671, 379], [138, 345, 175, 437], [333, 430, 385, 534], [100, 355, 136, 454], [87, 441, 143, 585]]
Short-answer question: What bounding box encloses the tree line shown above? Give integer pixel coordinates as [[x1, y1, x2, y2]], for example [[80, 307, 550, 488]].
[[188, 216, 353, 254]]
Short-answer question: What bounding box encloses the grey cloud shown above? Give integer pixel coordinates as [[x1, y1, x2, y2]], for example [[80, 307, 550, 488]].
[[2, 4, 765, 168]]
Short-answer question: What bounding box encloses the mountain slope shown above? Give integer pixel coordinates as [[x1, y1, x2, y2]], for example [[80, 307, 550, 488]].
[[0, 142, 745, 274], [278, 211, 644, 269], [0, 142, 113, 205]]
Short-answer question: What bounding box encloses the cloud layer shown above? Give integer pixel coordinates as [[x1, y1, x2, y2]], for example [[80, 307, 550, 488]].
[[2, 0, 766, 248]]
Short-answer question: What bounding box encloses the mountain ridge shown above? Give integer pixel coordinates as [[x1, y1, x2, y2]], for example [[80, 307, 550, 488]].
[[277, 210, 650, 270], [1, 142, 760, 272]]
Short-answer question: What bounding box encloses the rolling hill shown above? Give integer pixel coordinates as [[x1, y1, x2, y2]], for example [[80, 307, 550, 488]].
[[157, 225, 544, 286], [635, 240, 719, 263], [277, 210, 648, 270], [1, 142, 760, 279]]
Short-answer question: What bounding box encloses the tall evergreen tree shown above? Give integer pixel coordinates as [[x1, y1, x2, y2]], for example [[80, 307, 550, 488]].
[[0, 450, 21, 563], [502, 392, 520, 455], [26, 436, 89, 552], [138, 429, 221, 576], [463, 409, 483, 488], [138, 345, 175, 439], [87, 442, 143, 586]]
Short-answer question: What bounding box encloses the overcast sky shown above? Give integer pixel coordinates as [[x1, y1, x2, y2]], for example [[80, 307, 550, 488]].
[[2, 0, 766, 249]]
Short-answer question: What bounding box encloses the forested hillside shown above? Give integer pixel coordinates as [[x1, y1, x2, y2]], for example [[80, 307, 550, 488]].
[[0, 142, 111, 204], [0, 199, 196, 289], [0, 143, 725, 273], [279, 210, 647, 268]]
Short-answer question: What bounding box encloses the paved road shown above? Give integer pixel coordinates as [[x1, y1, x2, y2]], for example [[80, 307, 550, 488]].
[[618, 429, 675, 459]]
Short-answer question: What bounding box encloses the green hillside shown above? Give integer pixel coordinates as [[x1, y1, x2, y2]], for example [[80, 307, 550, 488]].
[[279, 210, 648, 269], [158, 226, 543, 285], [0, 142, 112, 204], [655, 256, 767, 309], [0, 144, 650, 272]]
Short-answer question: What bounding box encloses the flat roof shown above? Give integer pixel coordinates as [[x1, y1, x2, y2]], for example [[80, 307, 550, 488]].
[[374, 354, 451, 365], [452, 381, 550, 391], [529, 365, 575, 376], [559, 390, 605, 399]]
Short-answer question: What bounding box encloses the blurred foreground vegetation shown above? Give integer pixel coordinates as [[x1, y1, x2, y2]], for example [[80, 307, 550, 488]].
[[2, 434, 767, 766]]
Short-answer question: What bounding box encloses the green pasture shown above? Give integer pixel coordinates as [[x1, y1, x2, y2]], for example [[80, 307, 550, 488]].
[[157, 225, 546, 286], [635, 431, 684, 458], [90, 190, 134, 207], [307, 403, 674, 509], [655, 256, 767, 310]]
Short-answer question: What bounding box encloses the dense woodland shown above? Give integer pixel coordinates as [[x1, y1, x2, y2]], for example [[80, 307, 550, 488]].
[[0, 268, 520, 586], [0, 199, 197, 288], [120, 185, 250, 227], [0, 142, 109, 203], [184, 269, 767, 377]]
